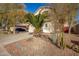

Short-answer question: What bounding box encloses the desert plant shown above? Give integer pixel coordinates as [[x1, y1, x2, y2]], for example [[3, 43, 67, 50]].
[[60, 32, 65, 49], [26, 13, 46, 33]]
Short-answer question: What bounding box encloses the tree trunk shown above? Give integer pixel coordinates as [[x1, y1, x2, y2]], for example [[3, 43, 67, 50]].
[[33, 28, 41, 37], [13, 24, 16, 34], [69, 27, 71, 34], [68, 19, 74, 40]]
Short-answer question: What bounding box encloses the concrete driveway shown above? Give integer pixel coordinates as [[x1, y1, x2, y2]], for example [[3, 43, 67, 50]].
[[0, 32, 33, 55]]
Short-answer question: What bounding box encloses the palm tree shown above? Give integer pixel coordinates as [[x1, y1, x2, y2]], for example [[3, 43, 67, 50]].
[[25, 13, 46, 34]]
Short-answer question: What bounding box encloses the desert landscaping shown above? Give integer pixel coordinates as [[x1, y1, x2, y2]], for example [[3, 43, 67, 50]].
[[0, 3, 79, 56]]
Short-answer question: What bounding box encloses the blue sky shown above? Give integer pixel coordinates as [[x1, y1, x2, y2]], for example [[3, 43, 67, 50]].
[[76, 10, 79, 22], [24, 3, 79, 23], [24, 3, 46, 13]]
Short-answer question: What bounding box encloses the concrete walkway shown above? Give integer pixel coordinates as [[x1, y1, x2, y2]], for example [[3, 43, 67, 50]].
[[0, 32, 33, 46]]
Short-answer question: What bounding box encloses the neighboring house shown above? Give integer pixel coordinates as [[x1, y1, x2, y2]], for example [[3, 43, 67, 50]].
[[11, 6, 52, 33], [35, 6, 51, 15], [28, 22, 54, 33], [34, 6, 54, 33], [28, 6, 70, 33]]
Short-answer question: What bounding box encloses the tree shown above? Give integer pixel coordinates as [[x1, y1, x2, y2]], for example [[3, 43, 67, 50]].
[[48, 4, 79, 49], [0, 3, 26, 33], [25, 13, 46, 34], [66, 4, 79, 35], [16, 10, 27, 23]]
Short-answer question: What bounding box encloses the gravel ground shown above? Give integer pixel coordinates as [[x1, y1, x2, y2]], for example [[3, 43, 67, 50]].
[[0, 32, 79, 56], [4, 34, 79, 56]]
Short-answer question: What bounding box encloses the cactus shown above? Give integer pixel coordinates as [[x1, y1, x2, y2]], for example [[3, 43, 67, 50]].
[[60, 32, 65, 49]]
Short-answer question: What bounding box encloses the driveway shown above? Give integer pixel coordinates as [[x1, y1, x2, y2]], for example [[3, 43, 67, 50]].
[[0, 32, 33, 56], [0, 32, 33, 45]]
